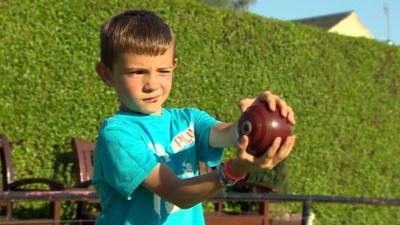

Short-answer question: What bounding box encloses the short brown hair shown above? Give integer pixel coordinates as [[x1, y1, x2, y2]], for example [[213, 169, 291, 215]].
[[99, 10, 175, 68]]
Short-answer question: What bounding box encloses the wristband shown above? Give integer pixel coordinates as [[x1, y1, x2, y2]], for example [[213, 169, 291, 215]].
[[216, 161, 246, 188], [216, 163, 235, 187], [224, 160, 247, 181]]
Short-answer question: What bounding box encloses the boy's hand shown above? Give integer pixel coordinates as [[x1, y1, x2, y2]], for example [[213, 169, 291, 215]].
[[229, 90, 296, 176], [238, 91, 296, 125], [229, 134, 296, 176]]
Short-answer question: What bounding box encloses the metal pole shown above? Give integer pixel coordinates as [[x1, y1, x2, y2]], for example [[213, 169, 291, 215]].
[[209, 193, 400, 206], [383, 2, 392, 44], [301, 200, 311, 225]]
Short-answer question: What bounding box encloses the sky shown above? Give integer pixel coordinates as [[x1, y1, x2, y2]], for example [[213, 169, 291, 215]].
[[248, 0, 400, 45]]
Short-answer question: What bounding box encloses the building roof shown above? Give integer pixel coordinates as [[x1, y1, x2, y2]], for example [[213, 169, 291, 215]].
[[292, 10, 374, 39], [292, 11, 354, 30]]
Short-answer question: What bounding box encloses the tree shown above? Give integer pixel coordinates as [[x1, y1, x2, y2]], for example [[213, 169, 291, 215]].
[[200, 0, 256, 10]]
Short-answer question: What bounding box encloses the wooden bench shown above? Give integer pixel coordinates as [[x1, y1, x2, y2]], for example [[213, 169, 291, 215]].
[[0, 134, 66, 225], [71, 138, 99, 225]]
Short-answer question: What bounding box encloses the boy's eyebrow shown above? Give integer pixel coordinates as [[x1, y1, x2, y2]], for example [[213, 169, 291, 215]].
[[126, 65, 175, 70], [158, 66, 175, 70]]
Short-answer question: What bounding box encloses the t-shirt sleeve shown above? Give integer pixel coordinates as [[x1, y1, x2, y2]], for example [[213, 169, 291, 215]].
[[192, 109, 224, 167], [96, 126, 158, 200]]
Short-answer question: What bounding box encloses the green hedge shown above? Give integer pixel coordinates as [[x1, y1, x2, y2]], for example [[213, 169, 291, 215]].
[[0, 0, 399, 224]]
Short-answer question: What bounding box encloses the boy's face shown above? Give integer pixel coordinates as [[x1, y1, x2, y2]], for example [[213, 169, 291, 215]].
[[98, 45, 177, 115]]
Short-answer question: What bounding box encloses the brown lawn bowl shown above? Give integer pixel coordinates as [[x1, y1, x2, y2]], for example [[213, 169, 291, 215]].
[[237, 102, 292, 157]]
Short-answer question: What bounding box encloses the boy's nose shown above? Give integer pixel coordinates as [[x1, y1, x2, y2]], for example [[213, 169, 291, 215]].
[[143, 74, 160, 92]]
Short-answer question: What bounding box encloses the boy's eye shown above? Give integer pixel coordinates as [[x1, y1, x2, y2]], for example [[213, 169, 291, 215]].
[[159, 70, 172, 74], [128, 70, 146, 75]]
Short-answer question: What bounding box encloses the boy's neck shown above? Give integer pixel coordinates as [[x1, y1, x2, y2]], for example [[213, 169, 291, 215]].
[[119, 105, 164, 116]]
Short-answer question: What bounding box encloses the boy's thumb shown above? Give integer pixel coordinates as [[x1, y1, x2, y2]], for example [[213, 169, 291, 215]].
[[237, 135, 249, 150]]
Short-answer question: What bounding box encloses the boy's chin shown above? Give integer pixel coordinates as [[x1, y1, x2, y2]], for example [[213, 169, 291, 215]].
[[120, 104, 162, 115]]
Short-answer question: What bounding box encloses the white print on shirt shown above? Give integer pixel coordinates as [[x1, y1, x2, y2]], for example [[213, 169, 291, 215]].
[[154, 194, 181, 216], [148, 143, 170, 162], [165, 201, 180, 214], [154, 194, 161, 215], [147, 143, 156, 154], [171, 123, 195, 153], [181, 162, 194, 178]]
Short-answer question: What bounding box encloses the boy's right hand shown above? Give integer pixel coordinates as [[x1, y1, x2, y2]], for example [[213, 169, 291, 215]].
[[228, 134, 296, 177]]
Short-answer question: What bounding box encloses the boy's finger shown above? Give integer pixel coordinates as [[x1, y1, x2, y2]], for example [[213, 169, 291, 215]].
[[256, 91, 277, 111], [238, 98, 255, 112], [236, 135, 255, 162], [276, 100, 295, 125], [288, 108, 296, 125], [277, 99, 288, 118], [266, 94, 277, 112], [257, 137, 281, 163], [236, 135, 249, 151], [275, 135, 296, 161]]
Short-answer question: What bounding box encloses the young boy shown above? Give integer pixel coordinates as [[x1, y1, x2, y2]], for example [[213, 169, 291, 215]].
[[93, 9, 296, 225]]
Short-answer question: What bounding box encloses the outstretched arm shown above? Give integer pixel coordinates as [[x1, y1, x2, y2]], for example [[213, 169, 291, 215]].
[[142, 91, 296, 208], [142, 130, 295, 209], [142, 163, 223, 209]]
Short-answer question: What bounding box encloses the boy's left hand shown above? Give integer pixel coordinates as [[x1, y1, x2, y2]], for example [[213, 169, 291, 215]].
[[238, 91, 296, 125]]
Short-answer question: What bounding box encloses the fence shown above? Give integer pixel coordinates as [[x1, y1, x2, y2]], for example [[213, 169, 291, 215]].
[[210, 192, 400, 225], [0, 190, 399, 224]]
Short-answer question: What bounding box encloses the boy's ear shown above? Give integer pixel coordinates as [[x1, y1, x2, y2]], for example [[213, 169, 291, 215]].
[[95, 62, 113, 87], [173, 58, 179, 68]]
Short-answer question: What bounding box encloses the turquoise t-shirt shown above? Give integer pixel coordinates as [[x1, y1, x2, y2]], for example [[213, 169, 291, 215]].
[[93, 107, 224, 225]]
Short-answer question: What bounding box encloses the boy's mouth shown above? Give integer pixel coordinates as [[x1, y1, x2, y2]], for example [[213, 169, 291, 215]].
[[143, 95, 160, 103]]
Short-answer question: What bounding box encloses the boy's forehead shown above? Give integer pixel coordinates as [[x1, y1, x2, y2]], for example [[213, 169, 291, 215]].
[[115, 47, 175, 68]]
